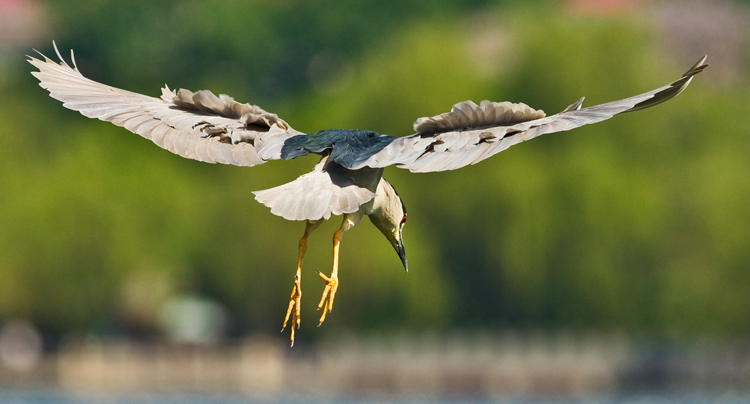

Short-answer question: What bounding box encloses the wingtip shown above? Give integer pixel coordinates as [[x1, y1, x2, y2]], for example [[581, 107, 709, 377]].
[[685, 55, 709, 77], [27, 49, 41, 60], [561, 96, 585, 113], [28, 45, 53, 64], [52, 40, 64, 63]]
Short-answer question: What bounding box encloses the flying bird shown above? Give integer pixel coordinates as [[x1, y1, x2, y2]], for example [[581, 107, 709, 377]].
[[29, 43, 707, 345]]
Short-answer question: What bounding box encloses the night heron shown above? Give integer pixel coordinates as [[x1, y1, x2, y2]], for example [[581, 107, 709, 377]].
[[30, 44, 707, 345]]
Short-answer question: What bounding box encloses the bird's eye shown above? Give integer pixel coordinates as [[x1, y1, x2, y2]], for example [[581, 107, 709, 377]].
[[400, 215, 407, 225]]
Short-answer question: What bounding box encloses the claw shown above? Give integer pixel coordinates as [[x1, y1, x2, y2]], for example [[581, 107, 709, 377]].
[[281, 275, 302, 346], [316, 270, 338, 325]]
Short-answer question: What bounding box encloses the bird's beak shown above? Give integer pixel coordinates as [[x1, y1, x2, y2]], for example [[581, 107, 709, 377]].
[[396, 237, 407, 272]]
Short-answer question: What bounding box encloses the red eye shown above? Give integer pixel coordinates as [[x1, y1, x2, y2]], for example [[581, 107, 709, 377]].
[[400, 215, 407, 225]]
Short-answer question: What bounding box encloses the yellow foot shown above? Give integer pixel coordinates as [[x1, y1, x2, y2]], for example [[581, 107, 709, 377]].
[[281, 275, 302, 346], [316, 270, 338, 326]]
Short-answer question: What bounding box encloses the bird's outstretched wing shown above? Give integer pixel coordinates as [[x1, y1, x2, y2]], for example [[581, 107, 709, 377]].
[[351, 56, 708, 173], [29, 43, 302, 166]]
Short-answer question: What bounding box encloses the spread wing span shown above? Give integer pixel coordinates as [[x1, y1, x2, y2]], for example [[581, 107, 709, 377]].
[[30, 43, 706, 174], [29, 43, 303, 166], [352, 56, 707, 173]]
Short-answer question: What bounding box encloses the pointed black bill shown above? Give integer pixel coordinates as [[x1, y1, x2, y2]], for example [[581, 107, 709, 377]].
[[397, 238, 407, 272]]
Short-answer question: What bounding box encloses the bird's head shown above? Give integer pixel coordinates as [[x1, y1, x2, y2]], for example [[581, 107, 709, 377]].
[[368, 179, 408, 272]]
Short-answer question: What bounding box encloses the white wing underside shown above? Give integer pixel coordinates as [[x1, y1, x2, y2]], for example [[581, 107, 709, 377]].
[[353, 56, 708, 173], [29, 44, 302, 166]]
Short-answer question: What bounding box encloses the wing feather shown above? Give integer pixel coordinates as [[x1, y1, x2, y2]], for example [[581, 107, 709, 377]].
[[29, 43, 303, 167], [352, 56, 707, 173]]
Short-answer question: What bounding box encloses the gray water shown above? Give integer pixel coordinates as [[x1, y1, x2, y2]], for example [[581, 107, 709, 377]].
[[1, 389, 749, 404]]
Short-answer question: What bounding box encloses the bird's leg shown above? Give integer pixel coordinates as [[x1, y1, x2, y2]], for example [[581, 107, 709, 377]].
[[281, 241, 305, 344], [316, 230, 341, 325], [317, 213, 361, 325], [282, 220, 320, 346]]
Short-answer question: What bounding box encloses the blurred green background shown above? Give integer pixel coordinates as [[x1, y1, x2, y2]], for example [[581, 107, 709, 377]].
[[0, 0, 748, 345]]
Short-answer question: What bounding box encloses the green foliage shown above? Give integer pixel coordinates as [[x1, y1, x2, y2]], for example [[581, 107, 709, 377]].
[[2, 1, 748, 340]]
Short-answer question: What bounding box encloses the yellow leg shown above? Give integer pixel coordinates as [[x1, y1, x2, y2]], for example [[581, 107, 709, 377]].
[[317, 228, 345, 326], [316, 213, 362, 326], [282, 220, 319, 347]]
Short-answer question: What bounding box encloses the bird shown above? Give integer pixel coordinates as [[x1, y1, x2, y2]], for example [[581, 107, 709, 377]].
[[29, 43, 707, 346]]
